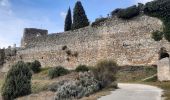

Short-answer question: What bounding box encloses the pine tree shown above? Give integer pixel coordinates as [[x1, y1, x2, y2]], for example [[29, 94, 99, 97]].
[[72, 1, 89, 30], [64, 7, 72, 31]]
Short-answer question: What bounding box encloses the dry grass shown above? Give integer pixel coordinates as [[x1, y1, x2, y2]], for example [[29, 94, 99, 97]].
[[117, 66, 157, 82]]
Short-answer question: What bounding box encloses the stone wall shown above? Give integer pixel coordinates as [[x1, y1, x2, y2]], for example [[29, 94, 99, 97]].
[[2, 15, 170, 72], [21, 28, 48, 48]]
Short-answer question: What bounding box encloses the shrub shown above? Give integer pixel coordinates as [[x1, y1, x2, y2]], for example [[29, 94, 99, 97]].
[[29, 60, 41, 73], [54, 72, 100, 100], [92, 60, 118, 88], [91, 17, 108, 27], [48, 80, 70, 92], [117, 5, 140, 19], [152, 31, 164, 41], [55, 80, 83, 100], [111, 8, 122, 16], [48, 66, 69, 79], [77, 72, 100, 96], [1, 61, 32, 99], [75, 65, 89, 72]]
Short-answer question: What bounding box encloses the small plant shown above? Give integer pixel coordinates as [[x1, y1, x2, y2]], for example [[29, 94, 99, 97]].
[[66, 50, 71, 56], [48, 66, 69, 79], [73, 52, 79, 57], [29, 60, 41, 73], [62, 45, 67, 50], [75, 65, 89, 72], [92, 60, 118, 89], [1, 61, 32, 99], [152, 31, 163, 41]]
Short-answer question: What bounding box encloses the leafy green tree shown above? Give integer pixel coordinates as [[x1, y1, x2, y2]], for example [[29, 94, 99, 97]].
[[64, 7, 72, 31], [72, 1, 89, 30], [1, 61, 32, 100]]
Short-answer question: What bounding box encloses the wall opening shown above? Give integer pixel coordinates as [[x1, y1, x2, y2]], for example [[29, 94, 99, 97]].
[[159, 47, 169, 60]]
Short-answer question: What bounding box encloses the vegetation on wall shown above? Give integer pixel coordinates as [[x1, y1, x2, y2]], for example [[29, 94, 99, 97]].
[[117, 5, 140, 19], [144, 0, 170, 41], [91, 17, 108, 27], [72, 1, 89, 30], [151, 31, 163, 41], [1, 61, 32, 99], [64, 8, 72, 31]]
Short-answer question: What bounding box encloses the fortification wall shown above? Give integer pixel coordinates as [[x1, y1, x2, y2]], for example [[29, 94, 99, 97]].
[[2, 15, 170, 71]]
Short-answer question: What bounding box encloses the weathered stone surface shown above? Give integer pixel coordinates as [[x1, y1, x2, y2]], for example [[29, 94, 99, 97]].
[[157, 58, 170, 81], [2, 15, 170, 72]]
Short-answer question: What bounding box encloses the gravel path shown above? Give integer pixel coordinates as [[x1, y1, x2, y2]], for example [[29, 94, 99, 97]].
[[98, 83, 163, 100]]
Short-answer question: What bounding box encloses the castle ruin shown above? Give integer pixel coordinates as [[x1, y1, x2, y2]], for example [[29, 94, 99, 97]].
[[1, 15, 170, 72]]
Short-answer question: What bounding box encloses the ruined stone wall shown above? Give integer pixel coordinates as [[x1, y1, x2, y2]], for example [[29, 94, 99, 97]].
[[21, 28, 48, 48], [2, 15, 170, 71]]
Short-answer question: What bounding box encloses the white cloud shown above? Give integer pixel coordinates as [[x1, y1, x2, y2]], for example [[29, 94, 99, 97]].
[[60, 12, 66, 19], [135, 0, 153, 4]]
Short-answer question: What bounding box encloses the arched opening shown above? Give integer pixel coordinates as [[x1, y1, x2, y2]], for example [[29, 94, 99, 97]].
[[159, 47, 169, 60]]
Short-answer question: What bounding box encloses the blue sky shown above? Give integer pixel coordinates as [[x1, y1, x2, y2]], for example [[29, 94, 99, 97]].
[[0, 0, 152, 48]]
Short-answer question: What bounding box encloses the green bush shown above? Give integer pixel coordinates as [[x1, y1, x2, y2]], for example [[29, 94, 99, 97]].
[[92, 60, 118, 88], [75, 65, 89, 72], [152, 31, 164, 41], [48, 66, 69, 79], [117, 5, 140, 19], [28, 60, 41, 73], [91, 17, 108, 27], [1, 61, 32, 99], [111, 8, 122, 16]]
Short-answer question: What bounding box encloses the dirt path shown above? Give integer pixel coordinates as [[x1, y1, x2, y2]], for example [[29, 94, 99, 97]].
[[98, 83, 163, 100]]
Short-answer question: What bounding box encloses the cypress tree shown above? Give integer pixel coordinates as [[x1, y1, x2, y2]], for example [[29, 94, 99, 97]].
[[64, 7, 72, 31], [72, 1, 89, 30]]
